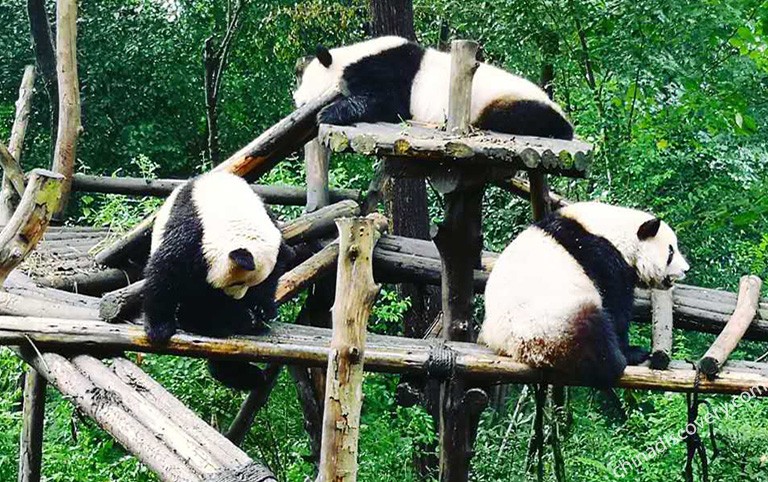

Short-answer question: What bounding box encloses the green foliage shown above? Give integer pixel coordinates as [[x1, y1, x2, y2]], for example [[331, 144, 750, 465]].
[[1, 0, 768, 480]]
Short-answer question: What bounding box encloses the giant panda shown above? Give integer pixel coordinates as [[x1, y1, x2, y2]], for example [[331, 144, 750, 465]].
[[294, 36, 573, 140], [143, 171, 292, 390], [479, 202, 690, 387]]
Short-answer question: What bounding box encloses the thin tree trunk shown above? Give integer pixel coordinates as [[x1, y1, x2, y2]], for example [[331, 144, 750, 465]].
[[27, 0, 58, 151]]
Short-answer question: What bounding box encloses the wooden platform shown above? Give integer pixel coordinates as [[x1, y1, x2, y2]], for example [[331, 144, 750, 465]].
[[318, 122, 593, 177]]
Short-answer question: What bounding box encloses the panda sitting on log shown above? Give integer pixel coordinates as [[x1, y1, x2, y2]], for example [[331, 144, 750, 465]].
[[294, 36, 573, 140], [143, 171, 293, 390], [480, 202, 690, 387]]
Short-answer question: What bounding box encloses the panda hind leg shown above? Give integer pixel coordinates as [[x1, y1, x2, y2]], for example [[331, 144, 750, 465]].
[[208, 359, 266, 391], [573, 308, 627, 388], [624, 345, 650, 365]]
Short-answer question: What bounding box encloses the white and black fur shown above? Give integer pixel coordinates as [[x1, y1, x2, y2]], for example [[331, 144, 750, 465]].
[[143, 171, 293, 390], [479, 202, 689, 387], [294, 36, 573, 139]]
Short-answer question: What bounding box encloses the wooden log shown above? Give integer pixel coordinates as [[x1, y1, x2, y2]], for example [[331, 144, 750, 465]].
[[37, 268, 133, 296], [95, 88, 341, 268], [1, 65, 35, 223], [14, 348, 201, 482], [446, 40, 478, 134], [496, 176, 569, 210], [70, 355, 223, 476], [18, 367, 46, 482], [99, 280, 144, 323], [202, 464, 277, 482], [71, 174, 360, 205], [528, 172, 551, 221], [305, 139, 331, 212], [5, 317, 768, 396], [111, 358, 251, 467], [0, 143, 25, 198], [0, 170, 64, 284], [650, 288, 674, 369], [698, 275, 763, 378], [51, 0, 81, 219], [318, 218, 380, 482], [0, 291, 98, 319], [5, 271, 100, 310]]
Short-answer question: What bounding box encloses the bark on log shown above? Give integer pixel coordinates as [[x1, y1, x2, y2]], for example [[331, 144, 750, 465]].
[[72, 355, 223, 475], [698, 275, 763, 378], [70, 174, 361, 205], [5, 271, 100, 310], [1, 65, 35, 223], [14, 348, 201, 482], [318, 218, 381, 482], [0, 290, 98, 319], [305, 139, 331, 213], [5, 317, 768, 396], [99, 280, 145, 323], [95, 88, 341, 268], [37, 268, 133, 296], [202, 464, 277, 482], [0, 170, 63, 284], [18, 367, 46, 482], [111, 358, 251, 467], [51, 0, 81, 219], [650, 288, 674, 369]]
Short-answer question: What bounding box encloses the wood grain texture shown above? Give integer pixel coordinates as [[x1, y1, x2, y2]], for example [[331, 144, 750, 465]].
[[318, 218, 380, 482], [1, 65, 35, 222], [650, 288, 674, 369]]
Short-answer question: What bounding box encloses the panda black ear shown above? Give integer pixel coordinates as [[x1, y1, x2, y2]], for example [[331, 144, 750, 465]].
[[229, 248, 255, 271], [316, 45, 333, 68], [637, 218, 661, 240]]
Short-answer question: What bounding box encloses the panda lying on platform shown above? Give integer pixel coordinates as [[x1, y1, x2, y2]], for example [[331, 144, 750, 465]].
[[143, 171, 292, 390], [479, 202, 690, 387], [294, 36, 573, 140]]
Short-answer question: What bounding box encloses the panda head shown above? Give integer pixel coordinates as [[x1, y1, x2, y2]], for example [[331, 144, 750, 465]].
[[209, 247, 267, 300], [293, 36, 411, 107], [293, 45, 336, 108], [635, 217, 690, 288]]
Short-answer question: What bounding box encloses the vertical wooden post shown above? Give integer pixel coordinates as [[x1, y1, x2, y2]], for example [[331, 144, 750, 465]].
[[305, 138, 331, 213], [433, 40, 488, 482], [317, 217, 380, 482], [51, 0, 81, 220], [18, 367, 46, 482], [650, 287, 674, 369]]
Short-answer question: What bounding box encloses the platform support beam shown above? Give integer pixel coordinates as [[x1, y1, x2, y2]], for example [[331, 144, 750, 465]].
[[18, 367, 46, 482]]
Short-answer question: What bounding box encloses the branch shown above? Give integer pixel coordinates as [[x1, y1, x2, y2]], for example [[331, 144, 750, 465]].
[[0, 142, 25, 197]]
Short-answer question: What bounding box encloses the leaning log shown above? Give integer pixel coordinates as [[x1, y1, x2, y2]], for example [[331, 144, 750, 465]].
[[318, 218, 380, 482], [0, 291, 98, 320], [37, 268, 134, 296], [51, 0, 81, 219], [0, 170, 64, 285], [71, 174, 361, 205], [0, 65, 35, 222], [5, 317, 768, 396], [15, 348, 201, 482], [95, 88, 341, 268], [698, 275, 763, 378]]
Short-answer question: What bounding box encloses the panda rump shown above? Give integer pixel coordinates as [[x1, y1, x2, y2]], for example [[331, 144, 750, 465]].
[[294, 36, 574, 140], [143, 171, 291, 390]]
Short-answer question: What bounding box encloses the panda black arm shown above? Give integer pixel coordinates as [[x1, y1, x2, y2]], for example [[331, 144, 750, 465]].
[[318, 95, 408, 126], [142, 252, 181, 344], [241, 241, 296, 331]]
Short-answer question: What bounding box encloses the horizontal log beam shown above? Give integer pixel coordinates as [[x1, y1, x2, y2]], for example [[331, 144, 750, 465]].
[[3, 317, 768, 396], [71, 174, 361, 205]]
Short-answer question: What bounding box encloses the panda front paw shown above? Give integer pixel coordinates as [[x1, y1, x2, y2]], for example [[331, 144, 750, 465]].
[[144, 322, 176, 345], [317, 103, 346, 125], [624, 345, 650, 365]]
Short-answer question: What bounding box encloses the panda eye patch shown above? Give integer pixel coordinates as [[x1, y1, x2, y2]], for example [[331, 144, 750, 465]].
[[667, 245, 674, 266]]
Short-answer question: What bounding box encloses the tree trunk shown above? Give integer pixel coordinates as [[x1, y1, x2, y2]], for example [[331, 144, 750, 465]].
[[369, 0, 416, 39], [27, 0, 58, 151]]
